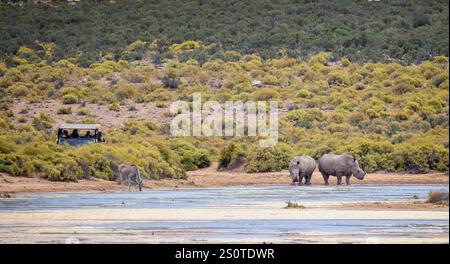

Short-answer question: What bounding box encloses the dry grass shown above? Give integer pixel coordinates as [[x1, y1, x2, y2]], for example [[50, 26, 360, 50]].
[[427, 191, 449, 205], [284, 202, 306, 209]]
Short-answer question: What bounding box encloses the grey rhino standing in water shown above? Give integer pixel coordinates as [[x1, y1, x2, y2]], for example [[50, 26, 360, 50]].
[[318, 154, 366, 185], [118, 164, 144, 191], [289, 156, 316, 185]]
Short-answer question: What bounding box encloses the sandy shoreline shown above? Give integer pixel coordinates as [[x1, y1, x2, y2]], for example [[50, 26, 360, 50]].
[[1, 165, 448, 195], [0, 173, 448, 244], [0, 207, 447, 244], [323, 201, 448, 211]]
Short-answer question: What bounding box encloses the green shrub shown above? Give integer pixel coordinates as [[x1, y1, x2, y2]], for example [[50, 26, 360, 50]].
[[390, 144, 449, 173], [245, 143, 293, 173], [77, 108, 90, 116], [170, 140, 211, 171], [0, 153, 24, 176], [0, 62, 7, 76], [108, 102, 121, 112], [0, 117, 14, 132], [162, 76, 181, 89], [57, 107, 72, 115], [287, 109, 324, 129], [7, 83, 29, 97], [327, 70, 352, 86], [251, 89, 280, 101], [114, 84, 137, 101], [218, 142, 246, 170], [180, 150, 211, 171], [62, 94, 79, 104], [155, 101, 166, 108], [32, 113, 53, 131], [431, 74, 448, 88]]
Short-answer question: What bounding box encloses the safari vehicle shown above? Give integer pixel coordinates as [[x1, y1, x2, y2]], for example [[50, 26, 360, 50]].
[[57, 123, 104, 147]]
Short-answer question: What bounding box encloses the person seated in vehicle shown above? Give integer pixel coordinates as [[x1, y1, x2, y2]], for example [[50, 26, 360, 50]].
[[84, 131, 92, 138], [71, 129, 80, 138], [61, 130, 69, 138], [96, 131, 105, 142]]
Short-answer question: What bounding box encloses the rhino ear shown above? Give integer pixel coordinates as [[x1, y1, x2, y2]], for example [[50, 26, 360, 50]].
[[354, 160, 359, 166]]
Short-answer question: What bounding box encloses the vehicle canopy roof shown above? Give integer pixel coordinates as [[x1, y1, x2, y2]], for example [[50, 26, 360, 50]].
[[58, 123, 102, 130]]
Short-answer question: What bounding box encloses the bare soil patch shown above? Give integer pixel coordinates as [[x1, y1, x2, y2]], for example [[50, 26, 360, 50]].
[[186, 163, 449, 187], [0, 173, 194, 195], [10, 99, 171, 129]]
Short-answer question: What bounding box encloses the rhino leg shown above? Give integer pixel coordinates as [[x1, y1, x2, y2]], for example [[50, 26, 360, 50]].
[[321, 172, 329, 185], [346, 175, 351, 185], [305, 174, 312, 185], [298, 173, 305, 185], [336, 173, 343, 185], [291, 176, 298, 185]]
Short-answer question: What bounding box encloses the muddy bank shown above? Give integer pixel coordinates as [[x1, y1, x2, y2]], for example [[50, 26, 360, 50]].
[[186, 164, 449, 187], [0, 173, 194, 195], [1, 165, 448, 195]]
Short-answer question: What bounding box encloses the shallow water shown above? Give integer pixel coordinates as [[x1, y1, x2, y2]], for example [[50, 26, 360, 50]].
[[0, 184, 448, 243], [0, 184, 448, 211]]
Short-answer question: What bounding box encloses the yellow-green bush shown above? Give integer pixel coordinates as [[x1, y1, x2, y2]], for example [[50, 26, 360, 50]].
[[287, 109, 325, 129], [244, 143, 293, 173], [218, 141, 246, 170], [32, 113, 53, 131], [62, 94, 79, 104], [57, 107, 72, 115], [0, 45, 448, 177], [170, 139, 211, 171], [0, 120, 188, 181]]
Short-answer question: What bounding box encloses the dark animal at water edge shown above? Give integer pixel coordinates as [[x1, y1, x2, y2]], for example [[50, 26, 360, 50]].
[[289, 156, 316, 185], [117, 164, 144, 191], [318, 154, 366, 185]]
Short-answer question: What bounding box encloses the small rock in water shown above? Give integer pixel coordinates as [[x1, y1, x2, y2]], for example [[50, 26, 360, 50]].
[[0, 193, 13, 198]]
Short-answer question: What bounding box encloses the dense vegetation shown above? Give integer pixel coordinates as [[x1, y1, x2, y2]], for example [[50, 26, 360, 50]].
[[0, 0, 448, 65], [0, 0, 448, 181], [0, 38, 448, 180], [0, 115, 213, 181]]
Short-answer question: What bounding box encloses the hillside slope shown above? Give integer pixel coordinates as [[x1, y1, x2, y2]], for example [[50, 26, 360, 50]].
[[0, 0, 448, 65]]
